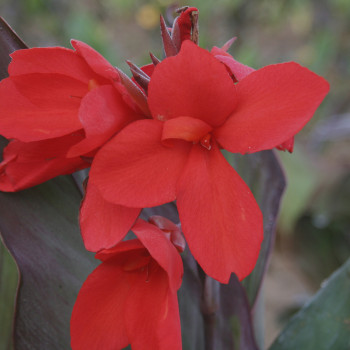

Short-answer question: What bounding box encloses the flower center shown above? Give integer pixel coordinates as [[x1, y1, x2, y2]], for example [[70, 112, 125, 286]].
[[88, 79, 99, 91], [161, 116, 213, 150], [200, 133, 212, 150]]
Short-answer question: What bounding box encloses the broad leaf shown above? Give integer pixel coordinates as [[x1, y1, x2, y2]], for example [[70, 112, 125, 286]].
[[269, 258, 350, 350], [0, 177, 98, 349], [0, 17, 27, 80], [0, 240, 18, 350]]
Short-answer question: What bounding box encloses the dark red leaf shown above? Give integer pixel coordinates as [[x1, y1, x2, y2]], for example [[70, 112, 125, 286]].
[[0, 17, 27, 81]]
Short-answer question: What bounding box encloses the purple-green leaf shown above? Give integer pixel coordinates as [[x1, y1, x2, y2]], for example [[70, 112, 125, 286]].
[[0, 17, 27, 80], [0, 177, 98, 349], [0, 239, 18, 350]]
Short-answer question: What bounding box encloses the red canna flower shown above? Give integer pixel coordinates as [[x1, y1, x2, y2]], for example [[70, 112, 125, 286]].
[[89, 40, 329, 283], [0, 40, 143, 191], [0, 133, 89, 192], [212, 39, 294, 152], [70, 218, 184, 350], [79, 180, 141, 251]]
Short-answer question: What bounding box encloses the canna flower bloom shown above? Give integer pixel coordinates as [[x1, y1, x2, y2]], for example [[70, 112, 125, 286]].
[[211, 39, 294, 152], [70, 217, 184, 350], [0, 40, 144, 191], [89, 40, 329, 283]]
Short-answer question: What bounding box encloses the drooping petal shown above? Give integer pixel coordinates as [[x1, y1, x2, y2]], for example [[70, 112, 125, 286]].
[[177, 143, 263, 283], [0, 78, 83, 141], [148, 40, 237, 127], [90, 119, 191, 207], [72, 244, 182, 350], [156, 289, 182, 350], [162, 116, 212, 143], [132, 219, 183, 291], [214, 62, 330, 154], [126, 263, 181, 350], [71, 40, 119, 82], [70, 260, 130, 350], [0, 134, 89, 191], [8, 47, 95, 83], [67, 85, 141, 157], [80, 181, 141, 252]]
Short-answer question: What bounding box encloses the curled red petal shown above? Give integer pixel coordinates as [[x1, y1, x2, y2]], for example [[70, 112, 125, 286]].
[[214, 62, 330, 154], [71, 40, 119, 82], [177, 143, 263, 283], [0, 134, 88, 192], [90, 119, 191, 208], [171, 7, 199, 50], [96, 239, 145, 262], [80, 181, 141, 252], [148, 40, 237, 127], [162, 116, 212, 143], [67, 85, 141, 157], [215, 54, 255, 81], [148, 215, 185, 253], [132, 219, 183, 291]]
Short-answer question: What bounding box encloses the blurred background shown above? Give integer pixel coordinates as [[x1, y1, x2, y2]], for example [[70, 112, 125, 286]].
[[1, 0, 349, 347]]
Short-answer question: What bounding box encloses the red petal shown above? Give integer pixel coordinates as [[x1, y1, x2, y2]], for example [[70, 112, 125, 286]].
[[132, 219, 183, 291], [71, 40, 119, 82], [276, 136, 295, 153], [9, 47, 95, 83], [72, 244, 181, 350], [177, 143, 263, 283], [125, 264, 181, 350], [214, 62, 330, 154], [156, 289, 182, 350], [70, 261, 130, 350], [96, 239, 145, 262], [0, 78, 84, 141], [148, 40, 237, 127], [67, 85, 141, 157], [215, 55, 255, 81], [141, 63, 155, 77], [80, 181, 141, 252], [162, 116, 212, 143], [90, 119, 191, 207], [0, 135, 88, 192]]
